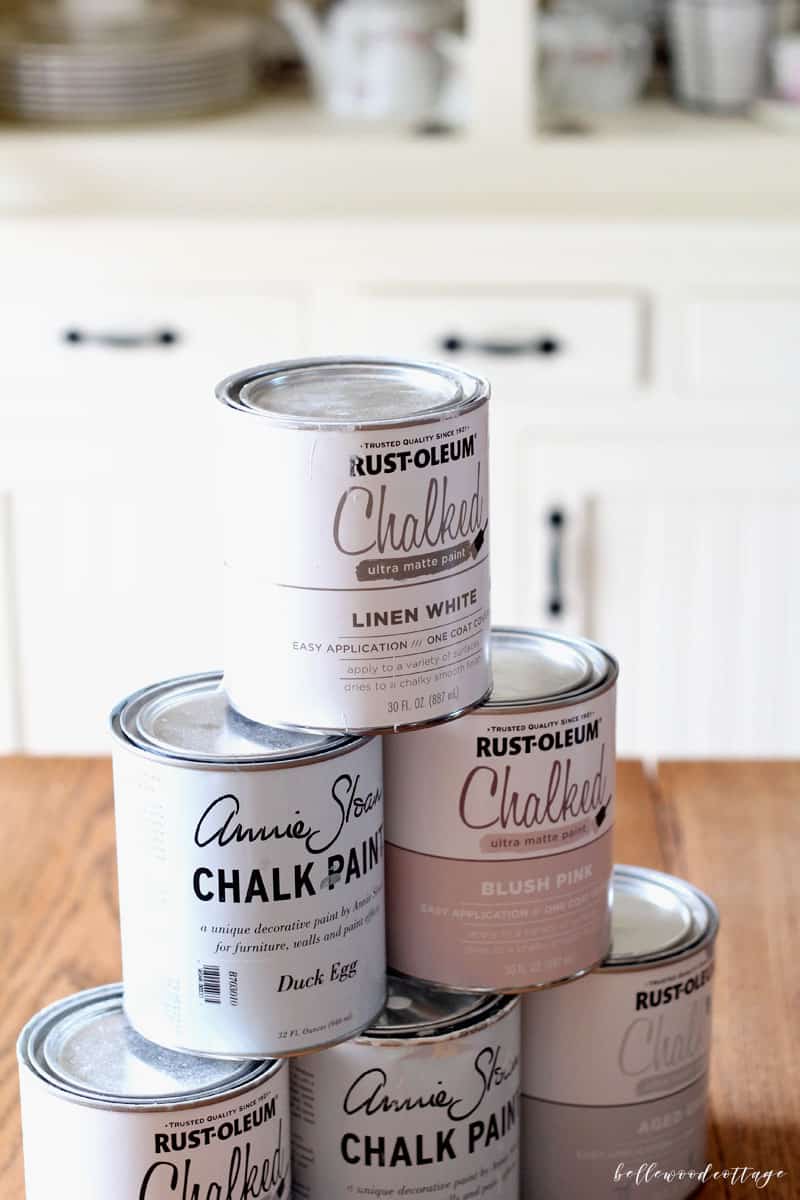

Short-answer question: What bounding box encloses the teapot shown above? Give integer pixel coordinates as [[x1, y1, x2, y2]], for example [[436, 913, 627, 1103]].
[[277, 0, 459, 122]]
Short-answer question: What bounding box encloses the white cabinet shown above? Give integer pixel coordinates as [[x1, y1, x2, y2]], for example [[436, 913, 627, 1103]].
[[521, 434, 800, 757], [312, 287, 645, 626], [0, 494, 16, 752], [12, 481, 224, 752], [0, 290, 302, 752], [686, 294, 800, 405], [314, 290, 644, 389]]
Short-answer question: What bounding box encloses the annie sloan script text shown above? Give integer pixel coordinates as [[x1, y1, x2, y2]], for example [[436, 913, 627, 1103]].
[[340, 1045, 518, 1168], [192, 774, 382, 904]]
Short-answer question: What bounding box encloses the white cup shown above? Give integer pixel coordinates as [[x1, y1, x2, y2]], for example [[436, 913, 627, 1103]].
[[771, 33, 800, 103]]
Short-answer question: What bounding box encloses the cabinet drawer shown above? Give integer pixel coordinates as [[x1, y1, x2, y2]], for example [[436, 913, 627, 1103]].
[[315, 291, 644, 390], [0, 291, 302, 445], [13, 482, 223, 753], [687, 295, 800, 398]]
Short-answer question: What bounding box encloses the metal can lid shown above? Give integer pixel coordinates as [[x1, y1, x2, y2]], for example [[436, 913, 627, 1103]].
[[112, 672, 360, 766], [19, 985, 269, 1106], [364, 974, 498, 1039], [217, 357, 489, 429], [606, 865, 719, 967], [486, 627, 614, 708]]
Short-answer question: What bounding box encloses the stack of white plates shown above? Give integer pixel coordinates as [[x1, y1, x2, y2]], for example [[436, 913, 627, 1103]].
[[0, 4, 258, 123]]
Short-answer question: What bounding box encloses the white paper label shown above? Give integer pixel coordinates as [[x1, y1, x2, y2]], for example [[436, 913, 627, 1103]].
[[291, 1004, 520, 1199], [113, 739, 386, 1056], [221, 408, 491, 731], [20, 1063, 290, 1200], [521, 946, 715, 1106]]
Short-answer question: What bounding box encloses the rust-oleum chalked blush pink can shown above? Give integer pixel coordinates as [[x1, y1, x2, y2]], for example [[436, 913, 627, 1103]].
[[217, 358, 491, 734], [384, 627, 617, 992], [521, 866, 719, 1200]]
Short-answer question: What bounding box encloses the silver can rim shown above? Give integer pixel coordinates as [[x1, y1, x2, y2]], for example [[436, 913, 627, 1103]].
[[17, 983, 283, 1113], [482, 626, 619, 714], [356, 991, 519, 1046], [123, 991, 390, 1062], [216, 355, 490, 432], [110, 670, 376, 769], [242, 682, 494, 739], [599, 864, 720, 972]]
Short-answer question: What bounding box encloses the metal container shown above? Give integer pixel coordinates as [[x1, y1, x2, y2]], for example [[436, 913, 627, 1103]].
[[521, 865, 719, 1200], [384, 627, 617, 992], [667, 0, 775, 112], [17, 984, 290, 1200], [111, 671, 385, 1058], [217, 357, 491, 734], [291, 973, 520, 1199]]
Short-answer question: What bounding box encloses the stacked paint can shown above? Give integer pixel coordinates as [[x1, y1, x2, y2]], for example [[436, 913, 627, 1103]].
[[16, 358, 719, 1200]]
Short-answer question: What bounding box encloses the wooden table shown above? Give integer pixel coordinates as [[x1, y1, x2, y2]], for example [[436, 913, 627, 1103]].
[[1, 758, 798, 1197]]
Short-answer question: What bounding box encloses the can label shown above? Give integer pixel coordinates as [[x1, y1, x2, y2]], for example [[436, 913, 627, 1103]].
[[384, 686, 615, 989], [520, 946, 715, 1200], [291, 1005, 520, 1199], [19, 1063, 290, 1200], [113, 739, 386, 1055], [221, 407, 491, 730]]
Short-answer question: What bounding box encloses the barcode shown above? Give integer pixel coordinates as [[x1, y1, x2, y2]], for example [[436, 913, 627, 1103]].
[[198, 965, 221, 1004]]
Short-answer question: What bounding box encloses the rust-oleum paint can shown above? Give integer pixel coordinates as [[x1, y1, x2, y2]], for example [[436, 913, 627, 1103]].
[[291, 974, 520, 1199], [17, 984, 290, 1200], [217, 357, 491, 734], [111, 671, 385, 1059], [384, 627, 617, 992], [521, 865, 719, 1199]]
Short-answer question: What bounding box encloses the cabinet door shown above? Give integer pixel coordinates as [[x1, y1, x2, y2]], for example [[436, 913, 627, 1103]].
[[2, 291, 302, 753], [522, 435, 800, 757], [312, 288, 644, 624], [0, 493, 17, 752], [13, 480, 223, 754]]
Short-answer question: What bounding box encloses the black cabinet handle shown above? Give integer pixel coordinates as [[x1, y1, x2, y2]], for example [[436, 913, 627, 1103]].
[[547, 508, 566, 617], [62, 327, 180, 349], [440, 334, 562, 357]]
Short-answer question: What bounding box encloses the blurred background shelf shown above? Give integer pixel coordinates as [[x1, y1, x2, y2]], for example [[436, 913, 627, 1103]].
[[2, 93, 799, 219], [1, 0, 799, 758]]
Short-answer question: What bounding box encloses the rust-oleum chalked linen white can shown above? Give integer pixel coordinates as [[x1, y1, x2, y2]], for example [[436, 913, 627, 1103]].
[[521, 866, 719, 1200], [291, 974, 520, 1199], [17, 984, 290, 1200], [384, 627, 617, 992], [217, 358, 491, 734], [111, 672, 385, 1059]]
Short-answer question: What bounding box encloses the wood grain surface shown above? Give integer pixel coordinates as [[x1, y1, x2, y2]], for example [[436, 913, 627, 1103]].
[[0, 757, 797, 1197]]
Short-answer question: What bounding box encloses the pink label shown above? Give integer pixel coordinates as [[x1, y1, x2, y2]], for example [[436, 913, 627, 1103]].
[[385, 830, 612, 990], [384, 682, 615, 988]]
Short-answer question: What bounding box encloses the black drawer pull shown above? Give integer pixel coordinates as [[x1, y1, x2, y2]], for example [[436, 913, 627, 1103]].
[[547, 507, 566, 618], [62, 327, 180, 349], [440, 334, 563, 357]]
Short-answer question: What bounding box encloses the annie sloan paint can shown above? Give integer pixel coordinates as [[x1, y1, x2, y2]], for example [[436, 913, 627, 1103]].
[[217, 357, 491, 734], [291, 974, 520, 1199], [521, 865, 719, 1200], [17, 984, 290, 1200], [111, 672, 385, 1058], [384, 627, 617, 992]]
